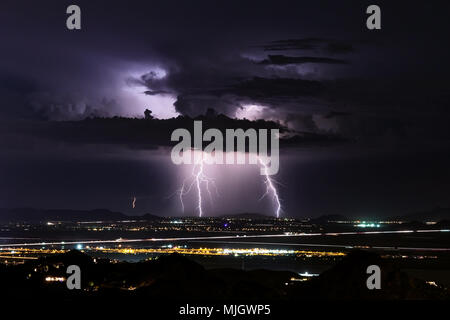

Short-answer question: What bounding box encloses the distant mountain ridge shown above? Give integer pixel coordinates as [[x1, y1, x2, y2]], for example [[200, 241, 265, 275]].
[[0, 209, 278, 223], [2, 207, 449, 223], [0, 208, 160, 223], [309, 214, 349, 224]]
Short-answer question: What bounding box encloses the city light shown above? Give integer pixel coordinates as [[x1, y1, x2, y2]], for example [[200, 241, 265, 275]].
[[45, 276, 66, 282]]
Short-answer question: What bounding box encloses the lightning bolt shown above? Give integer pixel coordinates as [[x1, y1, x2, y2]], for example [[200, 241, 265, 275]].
[[132, 196, 136, 209], [258, 157, 282, 218], [178, 155, 218, 217], [195, 161, 203, 217], [175, 153, 281, 218]]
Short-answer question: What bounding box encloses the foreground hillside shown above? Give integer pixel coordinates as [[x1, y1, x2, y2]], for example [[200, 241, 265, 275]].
[[1, 250, 448, 301]]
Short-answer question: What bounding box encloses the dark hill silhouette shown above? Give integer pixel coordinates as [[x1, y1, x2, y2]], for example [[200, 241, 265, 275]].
[[309, 214, 348, 224], [0, 208, 160, 223], [2, 250, 448, 301], [0, 208, 276, 223], [1, 251, 296, 300], [41, 249, 95, 266], [289, 250, 449, 300]]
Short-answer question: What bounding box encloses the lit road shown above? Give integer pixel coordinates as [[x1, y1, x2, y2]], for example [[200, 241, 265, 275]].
[[0, 229, 449, 250], [190, 240, 450, 252]]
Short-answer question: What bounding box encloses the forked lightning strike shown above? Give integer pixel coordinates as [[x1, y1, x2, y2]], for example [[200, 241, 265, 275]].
[[178, 157, 218, 217], [177, 154, 282, 218], [258, 157, 282, 218]]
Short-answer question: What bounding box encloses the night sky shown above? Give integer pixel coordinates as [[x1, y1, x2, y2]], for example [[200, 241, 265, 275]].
[[1, 0, 450, 218]]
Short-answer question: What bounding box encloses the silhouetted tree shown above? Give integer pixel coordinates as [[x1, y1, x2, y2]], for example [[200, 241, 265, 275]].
[[144, 109, 153, 120]]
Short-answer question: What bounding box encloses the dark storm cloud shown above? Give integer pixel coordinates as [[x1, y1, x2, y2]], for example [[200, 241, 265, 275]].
[[0, 72, 39, 119], [166, 74, 328, 120], [257, 55, 347, 66], [166, 76, 327, 115], [2, 0, 450, 216], [1, 0, 448, 128], [1, 116, 347, 155], [259, 38, 354, 54], [169, 75, 328, 118], [144, 90, 171, 96], [0, 0, 435, 143], [173, 94, 240, 118], [226, 77, 325, 99], [323, 111, 352, 119]]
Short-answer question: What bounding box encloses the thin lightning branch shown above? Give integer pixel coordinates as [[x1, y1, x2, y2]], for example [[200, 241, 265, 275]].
[[200, 171, 218, 207], [178, 156, 218, 217], [178, 170, 196, 214], [179, 184, 185, 213], [258, 157, 282, 218]]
